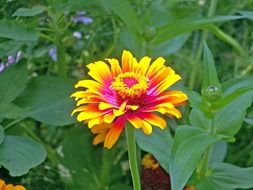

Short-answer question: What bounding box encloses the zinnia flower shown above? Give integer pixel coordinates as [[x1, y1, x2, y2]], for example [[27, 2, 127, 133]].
[[71, 50, 187, 149], [0, 179, 25, 190]]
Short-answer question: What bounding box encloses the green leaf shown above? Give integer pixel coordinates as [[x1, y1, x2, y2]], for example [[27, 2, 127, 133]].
[[99, 0, 141, 34], [0, 126, 4, 144], [211, 86, 253, 110], [12, 5, 46, 17], [150, 33, 190, 57], [136, 127, 172, 172], [118, 28, 143, 57], [169, 126, 223, 190], [214, 92, 253, 137], [0, 135, 46, 176], [202, 42, 222, 95], [0, 103, 24, 119], [0, 20, 38, 41], [209, 141, 227, 163], [214, 78, 253, 136], [0, 62, 28, 104], [15, 76, 76, 126], [153, 15, 244, 44], [196, 163, 253, 190], [239, 11, 253, 20], [189, 108, 211, 130], [222, 76, 253, 94], [0, 41, 23, 58]]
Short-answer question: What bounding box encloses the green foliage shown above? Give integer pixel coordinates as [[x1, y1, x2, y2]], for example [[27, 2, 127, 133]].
[[0, 126, 4, 145], [136, 127, 172, 172], [169, 126, 223, 190], [12, 5, 46, 17], [0, 135, 46, 176], [0, 62, 27, 103], [59, 127, 130, 190], [15, 76, 76, 126], [196, 163, 253, 190], [0, 0, 253, 189], [0, 20, 38, 41]]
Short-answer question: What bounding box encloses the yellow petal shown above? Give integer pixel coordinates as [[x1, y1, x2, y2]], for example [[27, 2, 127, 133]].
[[155, 74, 181, 94], [143, 113, 166, 129], [146, 57, 166, 77], [93, 133, 107, 145], [142, 121, 152, 135], [106, 58, 122, 76], [98, 102, 114, 110], [70, 91, 85, 101], [113, 101, 127, 116], [88, 117, 104, 128], [104, 112, 115, 123], [77, 111, 103, 122], [128, 105, 139, 110], [104, 118, 125, 149], [167, 108, 182, 118], [138, 56, 151, 75], [122, 50, 134, 72], [157, 102, 174, 109], [75, 80, 101, 91], [87, 61, 112, 83], [71, 106, 87, 116], [127, 115, 143, 129]]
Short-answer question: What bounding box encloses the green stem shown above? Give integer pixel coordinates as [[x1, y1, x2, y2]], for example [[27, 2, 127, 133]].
[[125, 124, 141, 190], [4, 118, 24, 131], [56, 41, 67, 76], [188, 0, 218, 89], [197, 118, 215, 177]]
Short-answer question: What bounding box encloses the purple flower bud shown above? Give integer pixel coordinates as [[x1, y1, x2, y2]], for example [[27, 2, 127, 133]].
[[0, 63, 5, 73], [73, 16, 93, 24], [7, 55, 15, 65], [73, 31, 82, 39], [72, 11, 93, 24], [49, 47, 57, 62]]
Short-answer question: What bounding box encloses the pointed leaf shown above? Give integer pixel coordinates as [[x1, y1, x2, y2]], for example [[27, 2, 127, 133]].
[[202, 42, 221, 92], [196, 163, 253, 190], [170, 126, 223, 190]]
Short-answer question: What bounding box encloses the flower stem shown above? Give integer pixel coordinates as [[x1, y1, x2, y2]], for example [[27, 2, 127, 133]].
[[125, 123, 141, 190]]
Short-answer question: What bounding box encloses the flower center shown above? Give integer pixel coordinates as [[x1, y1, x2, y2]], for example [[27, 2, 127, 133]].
[[111, 72, 149, 99]]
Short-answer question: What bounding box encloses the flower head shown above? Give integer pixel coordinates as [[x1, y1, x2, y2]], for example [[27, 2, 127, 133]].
[[71, 50, 188, 149], [0, 179, 26, 190]]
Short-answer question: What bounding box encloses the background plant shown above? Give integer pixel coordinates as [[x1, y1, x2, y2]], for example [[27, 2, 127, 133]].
[[0, 0, 253, 190]]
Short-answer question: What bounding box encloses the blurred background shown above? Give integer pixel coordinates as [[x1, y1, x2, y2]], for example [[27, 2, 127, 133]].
[[0, 0, 253, 189]]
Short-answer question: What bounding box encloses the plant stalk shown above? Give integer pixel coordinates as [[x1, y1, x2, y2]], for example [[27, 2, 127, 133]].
[[188, 0, 218, 89], [125, 124, 141, 190]]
